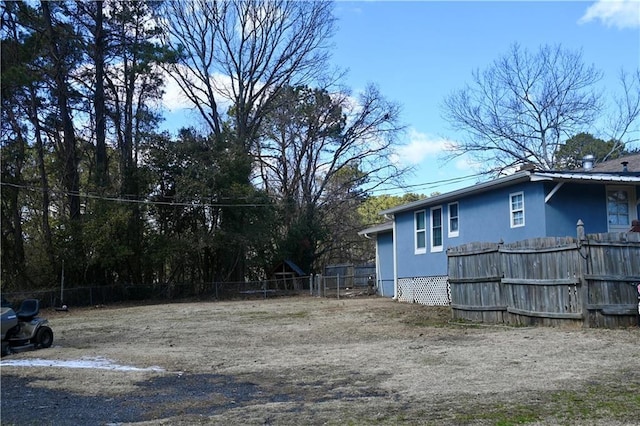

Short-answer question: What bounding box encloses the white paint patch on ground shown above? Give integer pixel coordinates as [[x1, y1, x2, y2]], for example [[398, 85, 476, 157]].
[[0, 356, 164, 372]]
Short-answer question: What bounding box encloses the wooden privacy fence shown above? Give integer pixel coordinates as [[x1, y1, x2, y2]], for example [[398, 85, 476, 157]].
[[447, 226, 640, 328]]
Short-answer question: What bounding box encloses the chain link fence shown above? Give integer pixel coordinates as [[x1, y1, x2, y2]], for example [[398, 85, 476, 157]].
[[310, 264, 377, 298], [1, 277, 313, 309]]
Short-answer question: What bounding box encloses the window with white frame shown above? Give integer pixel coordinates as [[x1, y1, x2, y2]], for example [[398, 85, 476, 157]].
[[448, 202, 459, 238], [510, 192, 525, 228], [431, 206, 443, 252], [415, 210, 426, 254], [606, 186, 636, 232]]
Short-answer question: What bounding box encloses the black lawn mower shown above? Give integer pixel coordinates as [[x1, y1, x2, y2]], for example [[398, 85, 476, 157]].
[[1, 299, 54, 356]]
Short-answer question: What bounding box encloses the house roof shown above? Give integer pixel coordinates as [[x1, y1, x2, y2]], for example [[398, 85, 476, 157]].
[[358, 221, 393, 237], [591, 153, 640, 172], [531, 171, 640, 183], [380, 170, 640, 216]]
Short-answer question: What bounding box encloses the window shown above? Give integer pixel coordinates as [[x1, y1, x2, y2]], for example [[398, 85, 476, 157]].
[[431, 206, 443, 252], [606, 187, 635, 232], [448, 202, 459, 238], [415, 210, 426, 254], [510, 192, 525, 228]]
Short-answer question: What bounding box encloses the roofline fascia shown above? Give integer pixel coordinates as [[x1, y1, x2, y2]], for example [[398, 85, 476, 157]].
[[358, 221, 394, 237], [380, 171, 640, 217], [380, 171, 532, 216]]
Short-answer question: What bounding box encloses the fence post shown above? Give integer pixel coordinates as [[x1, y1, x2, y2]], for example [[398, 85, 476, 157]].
[[60, 260, 65, 306], [576, 219, 585, 242], [577, 219, 589, 327], [324, 275, 328, 297], [337, 274, 340, 299]]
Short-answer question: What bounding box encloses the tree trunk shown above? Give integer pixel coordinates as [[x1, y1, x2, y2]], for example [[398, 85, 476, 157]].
[[28, 88, 55, 269], [42, 1, 81, 221], [94, 0, 108, 188]]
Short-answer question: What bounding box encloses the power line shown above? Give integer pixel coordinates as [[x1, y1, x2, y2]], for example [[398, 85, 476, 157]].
[[368, 171, 485, 196], [0, 182, 273, 208], [1, 169, 487, 206]]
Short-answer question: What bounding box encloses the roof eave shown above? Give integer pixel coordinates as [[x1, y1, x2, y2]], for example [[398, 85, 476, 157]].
[[380, 170, 640, 217], [358, 221, 394, 236], [380, 171, 532, 215]]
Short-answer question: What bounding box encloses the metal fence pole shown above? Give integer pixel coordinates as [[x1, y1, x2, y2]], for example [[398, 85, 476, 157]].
[[323, 275, 326, 297]]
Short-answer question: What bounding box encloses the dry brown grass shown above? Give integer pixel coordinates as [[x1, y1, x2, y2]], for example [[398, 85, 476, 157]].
[[2, 296, 639, 425]]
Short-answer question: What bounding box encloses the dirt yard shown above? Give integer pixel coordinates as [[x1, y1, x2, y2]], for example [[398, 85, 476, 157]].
[[1, 296, 639, 425]]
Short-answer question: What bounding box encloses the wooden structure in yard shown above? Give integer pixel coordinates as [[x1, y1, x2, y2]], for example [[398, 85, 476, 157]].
[[448, 225, 640, 327]]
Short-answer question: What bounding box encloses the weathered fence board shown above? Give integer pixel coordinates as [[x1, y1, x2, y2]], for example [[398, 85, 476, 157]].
[[583, 232, 640, 327], [503, 237, 583, 327], [447, 231, 640, 328], [448, 242, 504, 323]]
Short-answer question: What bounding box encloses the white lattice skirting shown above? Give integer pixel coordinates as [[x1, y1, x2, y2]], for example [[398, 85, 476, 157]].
[[397, 276, 451, 306]]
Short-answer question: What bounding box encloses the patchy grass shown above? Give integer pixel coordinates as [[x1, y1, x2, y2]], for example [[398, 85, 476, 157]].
[[449, 372, 640, 425], [238, 310, 310, 321], [2, 296, 639, 425]]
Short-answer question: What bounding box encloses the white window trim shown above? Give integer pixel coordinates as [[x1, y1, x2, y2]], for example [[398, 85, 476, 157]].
[[448, 202, 459, 238], [606, 185, 637, 232], [510, 191, 525, 228], [415, 210, 426, 254], [430, 206, 444, 252]]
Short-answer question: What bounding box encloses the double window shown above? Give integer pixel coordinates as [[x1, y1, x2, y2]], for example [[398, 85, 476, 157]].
[[510, 192, 525, 228]]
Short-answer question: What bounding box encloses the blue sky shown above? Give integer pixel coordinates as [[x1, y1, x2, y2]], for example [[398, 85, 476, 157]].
[[161, 0, 640, 196], [330, 0, 640, 195]]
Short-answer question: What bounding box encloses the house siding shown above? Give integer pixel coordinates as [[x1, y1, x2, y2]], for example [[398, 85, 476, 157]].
[[376, 231, 395, 297], [544, 183, 640, 235], [369, 169, 640, 306], [544, 183, 607, 235], [395, 181, 548, 279]]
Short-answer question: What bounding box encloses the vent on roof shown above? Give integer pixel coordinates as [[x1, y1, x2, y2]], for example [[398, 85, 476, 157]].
[[582, 154, 595, 170], [622, 161, 629, 172]]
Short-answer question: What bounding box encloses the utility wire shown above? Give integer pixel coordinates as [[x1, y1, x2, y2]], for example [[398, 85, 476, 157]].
[[368, 171, 485, 196], [0, 182, 272, 208], [1, 170, 486, 206]]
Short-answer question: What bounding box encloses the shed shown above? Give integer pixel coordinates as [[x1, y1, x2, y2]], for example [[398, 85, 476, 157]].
[[269, 260, 307, 290]]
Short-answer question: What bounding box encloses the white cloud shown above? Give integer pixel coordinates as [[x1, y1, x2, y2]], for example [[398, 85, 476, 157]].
[[162, 74, 194, 111], [394, 129, 456, 166], [161, 66, 236, 112], [578, 0, 640, 29], [454, 156, 484, 173]]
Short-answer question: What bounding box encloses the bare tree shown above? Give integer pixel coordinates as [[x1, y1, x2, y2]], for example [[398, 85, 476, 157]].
[[602, 69, 640, 159], [259, 84, 404, 203], [442, 44, 603, 174], [154, 0, 337, 280], [156, 0, 336, 146], [256, 84, 405, 271]]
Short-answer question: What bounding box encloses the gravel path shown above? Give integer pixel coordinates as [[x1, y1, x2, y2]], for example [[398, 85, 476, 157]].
[[1, 372, 276, 425]]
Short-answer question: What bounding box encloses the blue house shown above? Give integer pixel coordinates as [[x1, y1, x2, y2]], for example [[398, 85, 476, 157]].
[[360, 155, 640, 304], [358, 221, 394, 297]]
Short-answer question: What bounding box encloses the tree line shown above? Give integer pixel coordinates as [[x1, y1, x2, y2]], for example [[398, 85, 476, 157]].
[[2, 1, 638, 295], [1, 1, 409, 292]]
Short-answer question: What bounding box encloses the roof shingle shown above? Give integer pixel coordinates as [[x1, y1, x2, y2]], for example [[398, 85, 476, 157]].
[[591, 153, 640, 172]]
